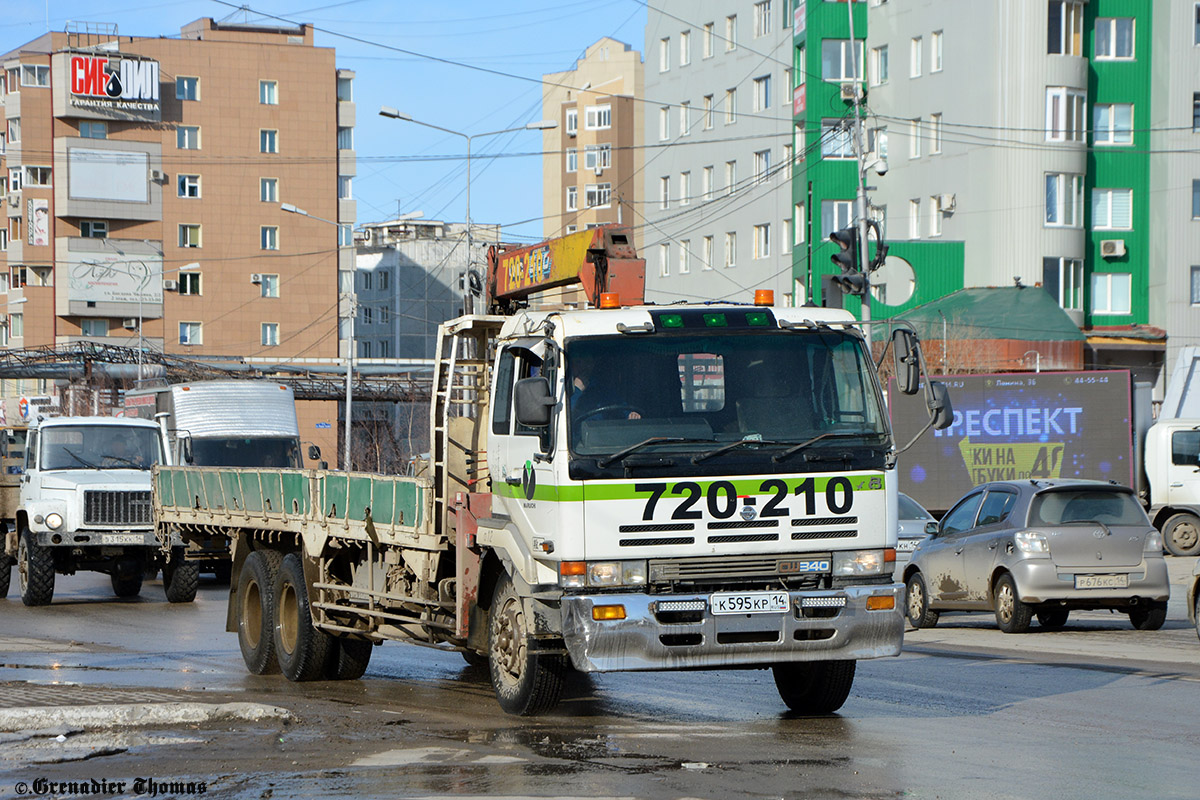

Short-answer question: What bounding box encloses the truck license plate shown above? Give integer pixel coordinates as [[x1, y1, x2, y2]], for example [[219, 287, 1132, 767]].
[[710, 591, 789, 615], [1074, 574, 1128, 589], [102, 533, 145, 545]]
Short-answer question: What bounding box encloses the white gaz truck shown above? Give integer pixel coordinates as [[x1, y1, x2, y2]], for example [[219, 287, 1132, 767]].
[[153, 226, 950, 714]]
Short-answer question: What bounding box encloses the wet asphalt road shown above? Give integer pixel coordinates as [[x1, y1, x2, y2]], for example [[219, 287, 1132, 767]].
[[0, 563, 1197, 800]]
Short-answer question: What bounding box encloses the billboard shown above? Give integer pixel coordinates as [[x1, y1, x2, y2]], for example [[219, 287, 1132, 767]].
[[27, 198, 49, 246], [889, 371, 1133, 512], [65, 251, 163, 306]]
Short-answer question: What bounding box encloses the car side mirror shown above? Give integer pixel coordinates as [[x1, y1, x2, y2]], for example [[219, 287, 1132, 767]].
[[892, 329, 921, 395], [307, 444, 321, 461], [181, 437, 194, 464], [925, 521, 938, 535], [928, 380, 953, 430], [514, 376, 554, 428]]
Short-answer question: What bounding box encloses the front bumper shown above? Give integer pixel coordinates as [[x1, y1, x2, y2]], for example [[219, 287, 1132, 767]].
[[33, 529, 157, 548], [1011, 557, 1171, 605], [561, 584, 904, 672]]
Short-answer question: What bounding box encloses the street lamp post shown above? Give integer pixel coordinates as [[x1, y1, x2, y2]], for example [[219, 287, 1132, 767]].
[[378, 107, 556, 312], [282, 202, 356, 469]]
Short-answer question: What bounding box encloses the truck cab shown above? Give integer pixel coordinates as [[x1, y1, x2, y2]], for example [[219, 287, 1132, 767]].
[[5, 416, 166, 605]]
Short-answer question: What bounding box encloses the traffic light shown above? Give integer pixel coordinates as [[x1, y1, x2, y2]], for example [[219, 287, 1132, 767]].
[[829, 226, 859, 274]]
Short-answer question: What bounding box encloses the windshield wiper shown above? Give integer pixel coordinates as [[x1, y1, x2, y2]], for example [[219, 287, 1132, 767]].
[[691, 436, 791, 465], [597, 437, 707, 469], [63, 448, 99, 470], [103, 455, 144, 469], [772, 432, 879, 463]]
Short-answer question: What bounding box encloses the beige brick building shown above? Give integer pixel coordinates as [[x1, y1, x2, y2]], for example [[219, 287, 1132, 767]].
[[0, 18, 354, 454]]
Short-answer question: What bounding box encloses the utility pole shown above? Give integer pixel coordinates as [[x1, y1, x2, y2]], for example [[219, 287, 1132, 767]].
[[846, 1, 871, 349]]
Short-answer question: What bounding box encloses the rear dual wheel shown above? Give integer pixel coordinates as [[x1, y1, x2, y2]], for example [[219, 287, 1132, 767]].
[[236, 549, 283, 675]]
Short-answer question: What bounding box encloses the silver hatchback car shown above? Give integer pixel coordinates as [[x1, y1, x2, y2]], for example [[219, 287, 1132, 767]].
[[903, 479, 1169, 633]]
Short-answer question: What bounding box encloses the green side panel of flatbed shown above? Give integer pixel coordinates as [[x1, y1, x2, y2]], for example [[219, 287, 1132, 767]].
[[281, 471, 311, 516]]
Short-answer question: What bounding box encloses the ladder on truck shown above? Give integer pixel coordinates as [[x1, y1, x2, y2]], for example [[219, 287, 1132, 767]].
[[429, 316, 504, 540]]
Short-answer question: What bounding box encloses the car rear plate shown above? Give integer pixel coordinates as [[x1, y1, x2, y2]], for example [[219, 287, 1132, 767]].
[[1074, 574, 1128, 589], [896, 539, 919, 553], [102, 533, 145, 545], [710, 591, 789, 615]]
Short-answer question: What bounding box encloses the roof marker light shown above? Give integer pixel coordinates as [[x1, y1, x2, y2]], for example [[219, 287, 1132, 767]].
[[599, 293, 621, 309], [754, 289, 775, 306]]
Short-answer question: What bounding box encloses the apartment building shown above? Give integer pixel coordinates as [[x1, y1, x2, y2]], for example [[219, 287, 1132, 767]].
[[643, 0, 796, 305], [797, 0, 1200, 388]]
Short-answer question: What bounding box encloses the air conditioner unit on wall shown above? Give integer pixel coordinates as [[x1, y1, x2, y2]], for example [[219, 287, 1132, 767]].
[[840, 83, 859, 102], [6, 193, 18, 207], [938, 193, 957, 211], [123, 318, 138, 330], [1100, 239, 1126, 258], [250, 273, 263, 284], [163, 279, 178, 291], [149, 169, 166, 182]]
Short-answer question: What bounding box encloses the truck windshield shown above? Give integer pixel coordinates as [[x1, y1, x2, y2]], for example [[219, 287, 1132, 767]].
[[41, 426, 162, 471], [189, 437, 301, 467], [566, 331, 889, 458]]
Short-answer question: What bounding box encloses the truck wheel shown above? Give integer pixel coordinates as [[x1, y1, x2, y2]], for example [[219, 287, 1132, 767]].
[[772, 660, 856, 715], [17, 529, 54, 607], [1162, 513, 1200, 557], [163, 554, 200, 603], [905, 571, 939, 629], [237, 549, 283, 675], [325, 638, 373, 680], [1036, 608, 1069, 629], [993, 573, 1032, 633], [273, 552, 332, 681], [0, 554, 12, 599], [111, 571, 143, 599], [1128, 600, 1167, 631], [487, 573, 565, 715]]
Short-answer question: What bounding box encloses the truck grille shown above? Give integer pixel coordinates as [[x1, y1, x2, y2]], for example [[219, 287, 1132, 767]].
[[649, 553, 831, 585], [84, 490, 152, 526]]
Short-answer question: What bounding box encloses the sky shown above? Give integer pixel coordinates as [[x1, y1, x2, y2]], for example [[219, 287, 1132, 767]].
[[1, 0, 649, 243]]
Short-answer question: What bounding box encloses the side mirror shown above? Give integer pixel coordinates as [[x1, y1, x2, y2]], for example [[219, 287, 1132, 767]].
[[307, 444, 322, 461], [892, 329, 921, 396], [181, 437, 194, 464], [514, 376, 555, 428], [928, 380, 953, 430], [924, 521, 939, 535]]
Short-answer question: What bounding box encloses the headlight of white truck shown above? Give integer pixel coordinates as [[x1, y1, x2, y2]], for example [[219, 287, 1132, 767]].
[[832, 549, 892, 577], [45, 513, 63, 530], [560, 560, 648, 588]]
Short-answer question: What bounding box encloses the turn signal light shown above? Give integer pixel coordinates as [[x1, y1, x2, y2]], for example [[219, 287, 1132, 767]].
[[592, 605, 627, 621], [754, 289, 775, 306], [866, 595, 895, 611], [599, 292, 621, 308], [884, 548, 896, 563]]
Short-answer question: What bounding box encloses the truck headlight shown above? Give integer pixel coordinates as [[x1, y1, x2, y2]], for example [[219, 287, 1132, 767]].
[[45, 513, 63, 530], [560, 560, 647, 588], [1014, 530, 1049, 554], [832, 549, 889, 577]]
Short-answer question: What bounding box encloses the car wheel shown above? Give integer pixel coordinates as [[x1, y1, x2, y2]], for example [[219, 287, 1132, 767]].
[[1162, 513, 1200, 557], [993, 574, 1032, 633], [905, 572, 940, 629], [1128, 600, 1167, 631], [1036, 607, 1069, 629]]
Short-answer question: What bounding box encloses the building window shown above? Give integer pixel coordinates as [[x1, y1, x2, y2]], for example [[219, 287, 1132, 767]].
[[565, 225, 577, 235], [680, 101, 691, 136], [1191, 267, 1200, 306], [1045, 173, 1084, 227], [909, 199, 921, 239], [176, 76, 199, 101], [177, 125, 200, 150], [178, 174, 200, 198], [725, 15, 738, 51], [80, 121, 107, 139], [1043, 257, 1083, 310], [337, 127, 354, 150], [784, 68, 793, 103], [724, 88, 737, 124], [724, 231, 737, 267], [680, 171, 691, 206], [8, 217, 20, 244], [870, 45, 889, 86], [797, 45, 806, 87], [23, 166, 50, 187], [566, 186, 577, 211], [179, 272, 201, 295], [339, 225, 353, 248], [179, 224, 201, 248], [21, 64, 50, 87], [358, 341, 371, 358], [0, 229, 7, 253], [1091, 273, 1131, 315], [11, 266, 26, 289], [585, 183, 611, 208], [1046, 87, 1086, 142], [260, 178, 278, 203], [1196, 2, 1200, 45], [179, 322, 202, 346], [565, 108, 578, 135], [81, 319, 108, 337], [261, 226, 279, 251], [929, 196, 943, 237], [753, 149, 771, 185], [380, 340, 391, 358], [1048, 0, 1085, 55], [931, 30, 943, 72], [753, 223, 771, 259], [337, 76, 353, 101], [794, 203, 806, 245], [1194, 93, 1200, 133], [260, 80, 278, 105], [9, 313, 23, 338], [260, 129, 279, 153], [584, 105, 611, 130], [822, 200, 853, 240], [660, 37, 671, 72], [678, 240, 691, 274], [703, 165, 714, 201], [782, 217, 792, 254], [703, 95, 714, 129], [1094, 103, 1133, 145], [909, 119, 922, 159], [1095, 18, 1134, 59], [7, 118, 19, 144], [910, 37, 922, 78], [660, 106, 670, 140], [822, 40, 863, 82], [257, 323, 277, 347], [754, 1, 772, 37], [1194, 179, 1200, 219], [659, 243, 670, 277], [930, 113, 943, 153], [680, 30, 691, 66], [339, 176, 352, 199], [80, 220, 108, 239], [1092, 188, 1133, 229], [702, 235, 714, 270], [725, 160, 737, 195], [703, 22, 715, 58], [821, 119, 854, 159], [753, 75, 771, 112], [660, 176, 671, 210], [566, 148, 578, 172]]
